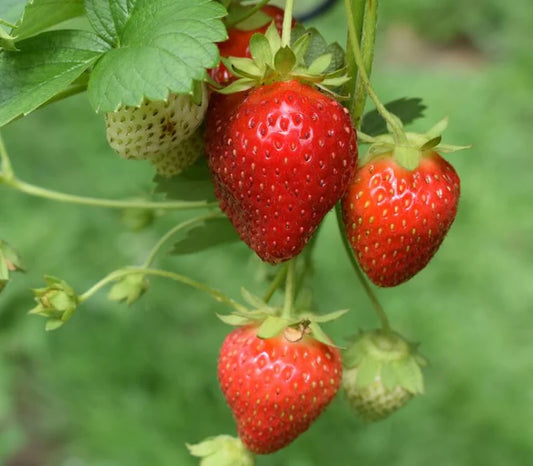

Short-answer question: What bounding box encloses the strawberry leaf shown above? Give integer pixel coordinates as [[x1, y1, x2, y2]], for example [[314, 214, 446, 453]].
[[153, 159, 216, 202], [0, 30, 109, 128], [11, 0, 85, 42], [85, 0, 227, 112], [171, 217, 240, 255], [361, 97, 427, 136]]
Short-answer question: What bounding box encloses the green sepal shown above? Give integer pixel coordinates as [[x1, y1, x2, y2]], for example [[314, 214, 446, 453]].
[[0, 239, 25, 272], [187, 435, 255, 466], [308, 54, 332, 75], [249, 33, 272, 66], [343, 329, 426, 395], [300, 308, 348, 323], [240, 287, 271, 311], [217, 313, 253, 326], [274, 46, 296, 75], [256, 316, 293, 339], [308, 321, 337, 347], [108, 273, 148, 305], [29, 275, 78, 330]]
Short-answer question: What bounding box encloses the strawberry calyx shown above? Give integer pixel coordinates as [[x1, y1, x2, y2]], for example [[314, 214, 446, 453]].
[[217, 287, 347, 347], [343, 329, 427, 395], [217, 22, 349, 96], [358, 117, 471, 170], [187, 435, 255, 466]]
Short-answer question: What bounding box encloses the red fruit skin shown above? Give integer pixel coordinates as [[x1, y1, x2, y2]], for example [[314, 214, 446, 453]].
[[218, 326, 342, 454], [207, 80, 358, 263], [210, 6, 288, 85], [341, 152, 461, 287]]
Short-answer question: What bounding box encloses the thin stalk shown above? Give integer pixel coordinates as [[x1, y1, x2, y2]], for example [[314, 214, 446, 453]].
[[281, 259, 296, 319], [343, 0, 406, 143], [263, 263, 289, 304], [335, 204, 391, 333], [351, 0, 378, 128], [344, 0, 366, 117], [225, 0, 270, 28], [0, 132, 14, 180], [143, 211, 223, 268], [4, 177, 218, 211], [80, 267, 248, 313], [281, 0, 294, 47]]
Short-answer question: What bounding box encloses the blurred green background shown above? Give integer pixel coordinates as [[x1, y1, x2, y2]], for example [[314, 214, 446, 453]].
[[1, 0, 532, 464]]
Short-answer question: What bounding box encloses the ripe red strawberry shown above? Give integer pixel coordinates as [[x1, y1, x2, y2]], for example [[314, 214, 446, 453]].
[[210, 6, 288, 85], [342, 151, 460, 286], [207, 80, 357, 263], [218, 325, 342, 454]]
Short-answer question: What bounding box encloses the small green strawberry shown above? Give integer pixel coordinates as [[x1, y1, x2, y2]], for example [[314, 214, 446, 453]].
[[342, 329, 427, 422], [150, 129, 205, 177], [106, 86, 207, 160]]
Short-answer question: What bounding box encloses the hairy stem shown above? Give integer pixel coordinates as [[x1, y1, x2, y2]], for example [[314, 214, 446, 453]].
[[0, 132, 14, 180], [344, 0, 366, 118], [343, 0, 405, 143], [80, 267, 247, 313], [335, 204, 391, 333], [143, 211, 223, 268]]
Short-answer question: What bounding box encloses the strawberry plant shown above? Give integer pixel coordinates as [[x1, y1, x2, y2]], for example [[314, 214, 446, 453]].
[[0, 0, 470, 462]]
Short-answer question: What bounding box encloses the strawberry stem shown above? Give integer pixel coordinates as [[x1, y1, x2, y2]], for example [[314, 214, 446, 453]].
[[80, 267, 248, 313], [282, 259, 296, 319], [343, 0, 406, 144], [281, 0, 295, 47], [0, 133, 14, 181], [350, 0, 378, 129], [143, 211, 224, 268], [335, 204, 392, 334], [264, 263, 289, 304]]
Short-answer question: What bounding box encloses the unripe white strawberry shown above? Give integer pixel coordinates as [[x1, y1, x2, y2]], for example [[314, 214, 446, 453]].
[[106, 85, 208, 160], [150, 129, 205, 177], [342, 329, 427, 422]]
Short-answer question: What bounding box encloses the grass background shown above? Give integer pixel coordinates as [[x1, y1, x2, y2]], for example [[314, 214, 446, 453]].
[[1, 0, 532, 464]]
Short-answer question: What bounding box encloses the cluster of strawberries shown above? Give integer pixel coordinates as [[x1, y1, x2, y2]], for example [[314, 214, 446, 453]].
[[104, 5, 460, 460]]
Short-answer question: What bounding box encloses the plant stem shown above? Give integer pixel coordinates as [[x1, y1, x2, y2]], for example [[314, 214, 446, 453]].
[[79, 267, 248, 313], [281, 0, 294, 47], [281, 259, 296, 319], [143, 212, 223, 268], [343, 0, 406, 143], [0, 133, 14, 180], [226, 0, 270, 28], [263, 263, 289, 304], [351, 0, 378, 128], [344, 0, 366, 118], [335, 204, 391, 333], [3, 176, 217, 211]]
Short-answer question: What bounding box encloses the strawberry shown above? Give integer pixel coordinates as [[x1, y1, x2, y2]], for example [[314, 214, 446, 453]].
[[342, 329, 426, 422], [218, 324, 342, 454], [106, 88, 207, 161], [342, 150, 460, 287], [210, 5, 288, 86], [207, 80, 357, 263], [150, 129, 205, 177]]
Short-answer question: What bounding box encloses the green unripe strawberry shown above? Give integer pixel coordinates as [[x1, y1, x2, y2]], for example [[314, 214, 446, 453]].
[[106, 87, 207, 160], [150, 129, 205, 177], [342, 329, 426, 422]]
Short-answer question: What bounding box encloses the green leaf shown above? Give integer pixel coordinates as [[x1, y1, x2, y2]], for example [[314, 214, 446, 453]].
[[355, 356, 380, 388], [256, 316, 289, 339], [0, 24, 17, 51], [45, 318, 64, 331], [361, 98, 427, 136], [153, 159, 216, 202], [108, 273, 148, 305], [171, 217, 240, 255], [0, 30, 108, 128], [13, 0, 85, 42], [86, 0, 227, 112]]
